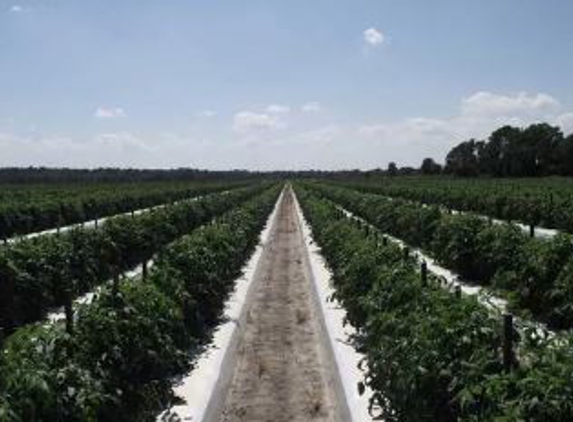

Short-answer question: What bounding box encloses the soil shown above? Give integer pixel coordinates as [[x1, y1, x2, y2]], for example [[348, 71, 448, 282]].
[[212, 188, 346, 422]]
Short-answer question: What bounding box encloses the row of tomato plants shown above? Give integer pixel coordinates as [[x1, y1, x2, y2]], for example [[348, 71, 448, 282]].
[[0, 184, 281, 421], [295, 185, 573, 421], [304, 182, 573, 330], [0, 183, 268, 335], [335, 177, 573, 233], [0, 180, 244, 240]]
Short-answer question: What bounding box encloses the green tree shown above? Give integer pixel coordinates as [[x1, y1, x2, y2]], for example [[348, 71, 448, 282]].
[[445, 140, 480, 176], [421, 158, 442, 175], [387, 162, 398, 176]]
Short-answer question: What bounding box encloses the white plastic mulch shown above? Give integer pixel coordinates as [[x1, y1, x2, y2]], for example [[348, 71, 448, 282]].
[[292, 194, 375, 422], [156, 190, 284, 422]]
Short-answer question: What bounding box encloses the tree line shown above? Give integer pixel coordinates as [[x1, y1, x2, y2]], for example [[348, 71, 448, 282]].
[[422, 123, 573, 177], [0, 167, 255, 184]]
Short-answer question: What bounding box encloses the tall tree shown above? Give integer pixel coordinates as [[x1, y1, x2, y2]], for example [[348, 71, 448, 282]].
[[421, 158, 442, 175], [387, 162, 398, 176], [482, 126, 522, 176], [445, 140, 480, 176], [556, 133, 573, 176], [520, 123, 563, 175]]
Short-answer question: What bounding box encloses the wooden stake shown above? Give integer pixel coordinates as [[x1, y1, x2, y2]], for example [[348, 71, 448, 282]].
[[421, 261, 428, 286], [64, 289, 74, 334], [503, 313, 515, 372]]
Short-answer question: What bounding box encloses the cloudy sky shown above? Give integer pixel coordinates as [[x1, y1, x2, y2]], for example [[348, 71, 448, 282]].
[[1, 0, 573, 170]]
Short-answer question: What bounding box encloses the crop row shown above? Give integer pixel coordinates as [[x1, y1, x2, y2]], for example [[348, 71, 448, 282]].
[[304, 182, 573, 331], [0, 180, 244, 239], [0, 183, 269, 335], [334, 177, 573, 233], [0, 184, 281, 421], [295, 185, 573, 421]]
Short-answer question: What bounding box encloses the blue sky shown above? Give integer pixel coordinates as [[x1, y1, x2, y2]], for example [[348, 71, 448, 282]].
[[1, 0, 573, 169]]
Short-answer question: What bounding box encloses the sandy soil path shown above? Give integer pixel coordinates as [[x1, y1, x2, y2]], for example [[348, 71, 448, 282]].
[[210, 187, 347, 422]]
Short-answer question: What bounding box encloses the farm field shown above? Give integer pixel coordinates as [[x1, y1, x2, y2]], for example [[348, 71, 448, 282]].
[[0, 180, 247, 240], [0, 183, 268, 335], [304, 181, 573, 330], [332, 176, 573, 235], [294, 183, 573, 420], [3, 1, 573, 420], [2, 177, 573, 421]]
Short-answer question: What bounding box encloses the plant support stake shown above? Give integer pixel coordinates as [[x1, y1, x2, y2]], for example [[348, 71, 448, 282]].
[[142, 260, 148, 281], [454, 285, 462, 299], [64, 289, 74, 334], [503, 313, 515, 372], [421, 261, 428, 286]]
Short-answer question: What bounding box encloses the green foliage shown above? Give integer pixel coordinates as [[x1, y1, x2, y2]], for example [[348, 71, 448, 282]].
[[0, 181, 242, 239], [338, 176, 573, 233], [0, 184, 268, 333], [307, 182, 573, 330], [0, 184, 281, 420], [295, 185, 573, 421], [443, 123, 568, 177]]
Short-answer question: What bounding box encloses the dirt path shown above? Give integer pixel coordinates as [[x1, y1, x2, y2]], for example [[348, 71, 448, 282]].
[[210, 187, 347, 422]]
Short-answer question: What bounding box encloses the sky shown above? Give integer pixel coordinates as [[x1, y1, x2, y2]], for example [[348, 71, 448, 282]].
[[1, 0, 573, 170]]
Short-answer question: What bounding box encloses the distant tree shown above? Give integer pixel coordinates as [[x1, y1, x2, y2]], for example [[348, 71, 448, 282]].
[[435, 123, 571, 178], [475, 124, 563, 177], [479, 126, 522, 176], [398, 166, 417, 175], [521, 123, 563, 175], [555, 133, 573, 176], [387, 162, 398, 176], [420, 158, 442, 175], [445, 140, 480, 176]]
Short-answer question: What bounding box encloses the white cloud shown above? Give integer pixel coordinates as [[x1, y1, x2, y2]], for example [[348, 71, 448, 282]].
[[10, 5, 24, 12], [357, 124, 389, 138], [9, 4, 32, 13], [0, 131, 171, 168], [94, 107, 126, 119], [461, 91, 560, 118], [363, 28, 385, 46], [3, 91, 572, 170], [266, 104, 290, 114], [232, 111, 281, 133], [357, 91, 573, 165], [95, 132, 150, 149], [359, 118, 450, 140], [556, 112, 573, 134], [301, 102, 321, 113], [196, 110, 217, 118], [293, 125, 342, 144]]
